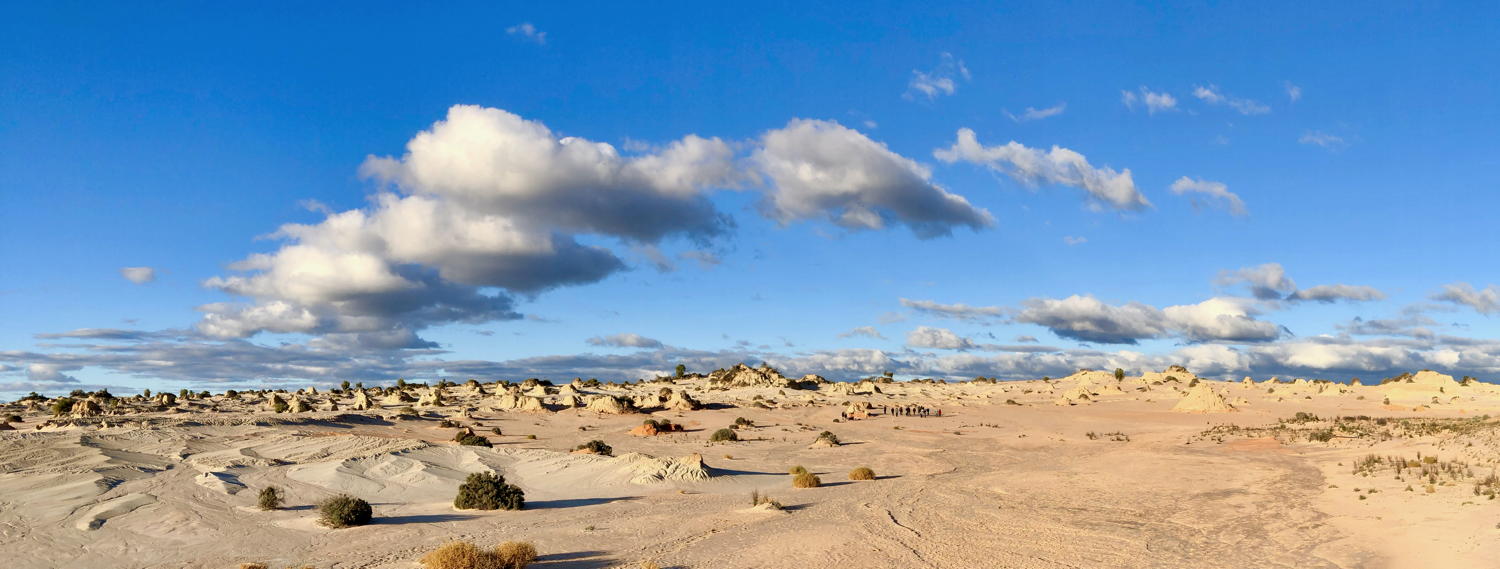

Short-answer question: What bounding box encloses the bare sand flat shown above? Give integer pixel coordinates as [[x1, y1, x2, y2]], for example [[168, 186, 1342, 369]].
[[3, 366, 1498, 568]]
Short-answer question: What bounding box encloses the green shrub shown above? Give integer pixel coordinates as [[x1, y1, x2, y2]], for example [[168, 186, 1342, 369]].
[[848, 466, 876, 481], [454, 432, 493, 447], [317, 494, 372, 528], [50, 397, 76, 417], [453, 471, 525, 511], [272, 400, 289, 413], [709, 428, 738, 442], [815, 431, 840, 445], [574, 440, 612, 456], [257, 486, 283, 510], [733, 417, 754, 428]]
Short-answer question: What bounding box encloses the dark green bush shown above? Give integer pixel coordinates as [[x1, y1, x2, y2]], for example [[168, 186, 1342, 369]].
[[453, 471, 525, 511], [709, 428, 738, 442], [317, 494, 372, 528], [574, 440, 612, 455], [454, 432, 492, 447]]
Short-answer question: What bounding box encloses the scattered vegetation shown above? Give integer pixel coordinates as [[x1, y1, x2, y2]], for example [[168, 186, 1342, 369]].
[[1192, 415, 1499, 446], [848, 466, 876, 480], [257, 486, 283, 511], [1085, 431, 1130, 442], [317, 494, 372, 528], [453, 471, 526, 511]]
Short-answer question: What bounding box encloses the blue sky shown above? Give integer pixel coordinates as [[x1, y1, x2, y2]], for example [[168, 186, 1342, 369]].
[[3, 2, 1499, 396]]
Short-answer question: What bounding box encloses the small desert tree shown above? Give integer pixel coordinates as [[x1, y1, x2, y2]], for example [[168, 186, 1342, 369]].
[[453, 471, 525, 511], [674, 364, 687, 378], [1114, 368, 1125, 381], [258, 486, 283, 510]]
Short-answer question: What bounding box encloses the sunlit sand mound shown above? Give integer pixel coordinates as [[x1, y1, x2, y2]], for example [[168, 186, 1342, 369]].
[[618, 452, 710, 484], [1171, 382, 1236, 413]]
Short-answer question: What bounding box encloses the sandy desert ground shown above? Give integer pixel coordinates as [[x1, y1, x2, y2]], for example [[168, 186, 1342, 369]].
[[2, 364, 1498, 569]]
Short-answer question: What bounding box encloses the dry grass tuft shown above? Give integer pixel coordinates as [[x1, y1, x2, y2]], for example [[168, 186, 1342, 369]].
[[495, 541, 538, 569], [848, 466, 876, 480], [420, 540, 536, 569], [788, 465, 809, 476], [792, 472, 822, 488]]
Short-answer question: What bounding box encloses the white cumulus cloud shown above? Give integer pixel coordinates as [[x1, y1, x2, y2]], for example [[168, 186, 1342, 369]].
[[935, 128, 1151, 212], [756, 119, 993, 238]]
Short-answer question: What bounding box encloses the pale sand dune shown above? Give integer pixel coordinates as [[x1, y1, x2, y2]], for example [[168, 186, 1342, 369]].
[[1, 370, 1498, 568]]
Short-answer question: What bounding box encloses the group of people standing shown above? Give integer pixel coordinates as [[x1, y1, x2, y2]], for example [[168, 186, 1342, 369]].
[[840, 404, 941, 421]]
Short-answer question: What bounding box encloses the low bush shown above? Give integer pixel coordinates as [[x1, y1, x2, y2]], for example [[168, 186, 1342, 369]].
[[574, 440, 612, 456], [642, 418, 682, 432], [454, 432, 493, 447], [848, 466, 876, 481], [788, 465, 808, 476], [709, 428, 738, 442], [792, 472, 822, 488], [317, 494, 372, 528], [257, 486, 283, 510], [815, 431, 840, 445], [454, 471, 525, 511], [733, 417, 754, 428]]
